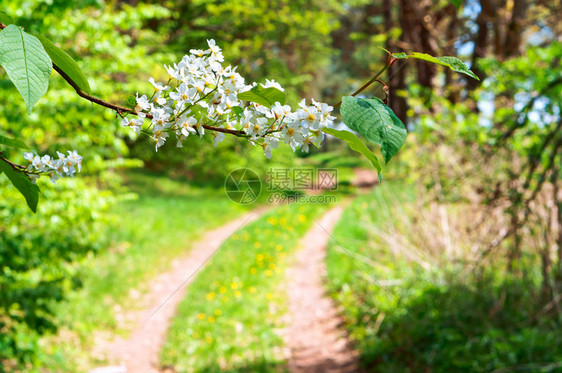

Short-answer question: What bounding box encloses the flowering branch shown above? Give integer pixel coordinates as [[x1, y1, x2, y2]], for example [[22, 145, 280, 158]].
[[115, 39, 336, 155], [0, 23, 245, 137], [49, 46, 245, 136], [55, 64, 245, 136]]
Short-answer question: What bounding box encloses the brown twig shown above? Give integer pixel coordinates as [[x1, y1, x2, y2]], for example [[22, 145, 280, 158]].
[[333, 54, 396, 108], [0, 153, 28, 171], [376, 79, 390, 104]]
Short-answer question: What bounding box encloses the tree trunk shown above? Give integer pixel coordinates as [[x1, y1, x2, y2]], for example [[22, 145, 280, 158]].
[[468, 0, 495, 90], [503, 0, 527, 58], [385, 0, 408, 122]]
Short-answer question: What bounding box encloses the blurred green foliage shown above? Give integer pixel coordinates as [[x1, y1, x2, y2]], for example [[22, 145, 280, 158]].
[[0, 176, 114, 369], [327, 184, 562, 372]]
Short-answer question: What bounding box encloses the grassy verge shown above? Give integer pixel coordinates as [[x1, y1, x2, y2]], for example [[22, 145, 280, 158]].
[[326, 183, 562, 372], [161, 201, 331, 372], [42, 171, 254, 371]]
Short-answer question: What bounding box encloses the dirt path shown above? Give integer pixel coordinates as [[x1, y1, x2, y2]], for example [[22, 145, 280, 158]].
[[352, 168, 379, 188], [90, 207, 268, 373], [281, 205, 361, 373]]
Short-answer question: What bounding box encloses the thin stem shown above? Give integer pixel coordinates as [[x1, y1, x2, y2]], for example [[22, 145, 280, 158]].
[[376, 79, 390, 104], [0, 153, 28, 171], [333, 54, 395, 108]]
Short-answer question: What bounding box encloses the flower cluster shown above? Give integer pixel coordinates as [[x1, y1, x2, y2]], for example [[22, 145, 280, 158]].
[[23, 150, 83, 183], [122, 39, 335, 158]]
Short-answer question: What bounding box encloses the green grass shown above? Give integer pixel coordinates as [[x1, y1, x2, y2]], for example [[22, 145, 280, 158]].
[[326, 183, 562, 372], [43, 171, 254, 371], [161, 201, 330, 372]]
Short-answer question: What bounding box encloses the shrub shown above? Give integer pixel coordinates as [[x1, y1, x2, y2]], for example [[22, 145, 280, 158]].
[[0, 177, 114, 369]]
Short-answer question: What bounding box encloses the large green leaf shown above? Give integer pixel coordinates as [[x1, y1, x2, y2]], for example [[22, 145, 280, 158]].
[[0, 11, 15, 25], [340, 96, 407, 163], [0, 24, 52, 113], [323, 127, 382, 176], [0, 134, 30, 150], [33, 34, 91, 94], [409, 53, 479, 80], [393, 52, 478, 80], [237, 85, 285, 107], [0, 159, 39, 213]]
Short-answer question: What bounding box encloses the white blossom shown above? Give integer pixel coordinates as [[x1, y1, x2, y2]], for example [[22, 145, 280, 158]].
[[121, 117, 143, 134], [123, 39, 336, 160], [23, 150, 82, 183], [212, 130, 225, 146], [261, 79, 285, 92], [152, 125, 169, 151], [149, 77, 170, 92]]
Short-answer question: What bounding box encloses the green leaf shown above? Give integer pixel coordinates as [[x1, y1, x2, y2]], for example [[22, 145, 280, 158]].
[[231, 106, 244, 117], [341, 96, 407, 163], [0, 25, 52, 113], [33, 34, 91, 94], [449, 0, 463, 8], [0, 159, 39, 213], [391, 52, 478, 80], [323, 127, 382, 175], [0, 11, 15, 25], [0, 134, 30, 150], [392, 52, 408, 60], [237, 85, 285, 107], [406, 52, 479, 80], [126, 95, 136, 105]]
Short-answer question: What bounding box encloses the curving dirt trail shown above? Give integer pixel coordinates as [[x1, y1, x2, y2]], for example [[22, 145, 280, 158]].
[[281, 205, 361, 373], [91, 168, 376, 373], [90, 207, 268, 373]]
